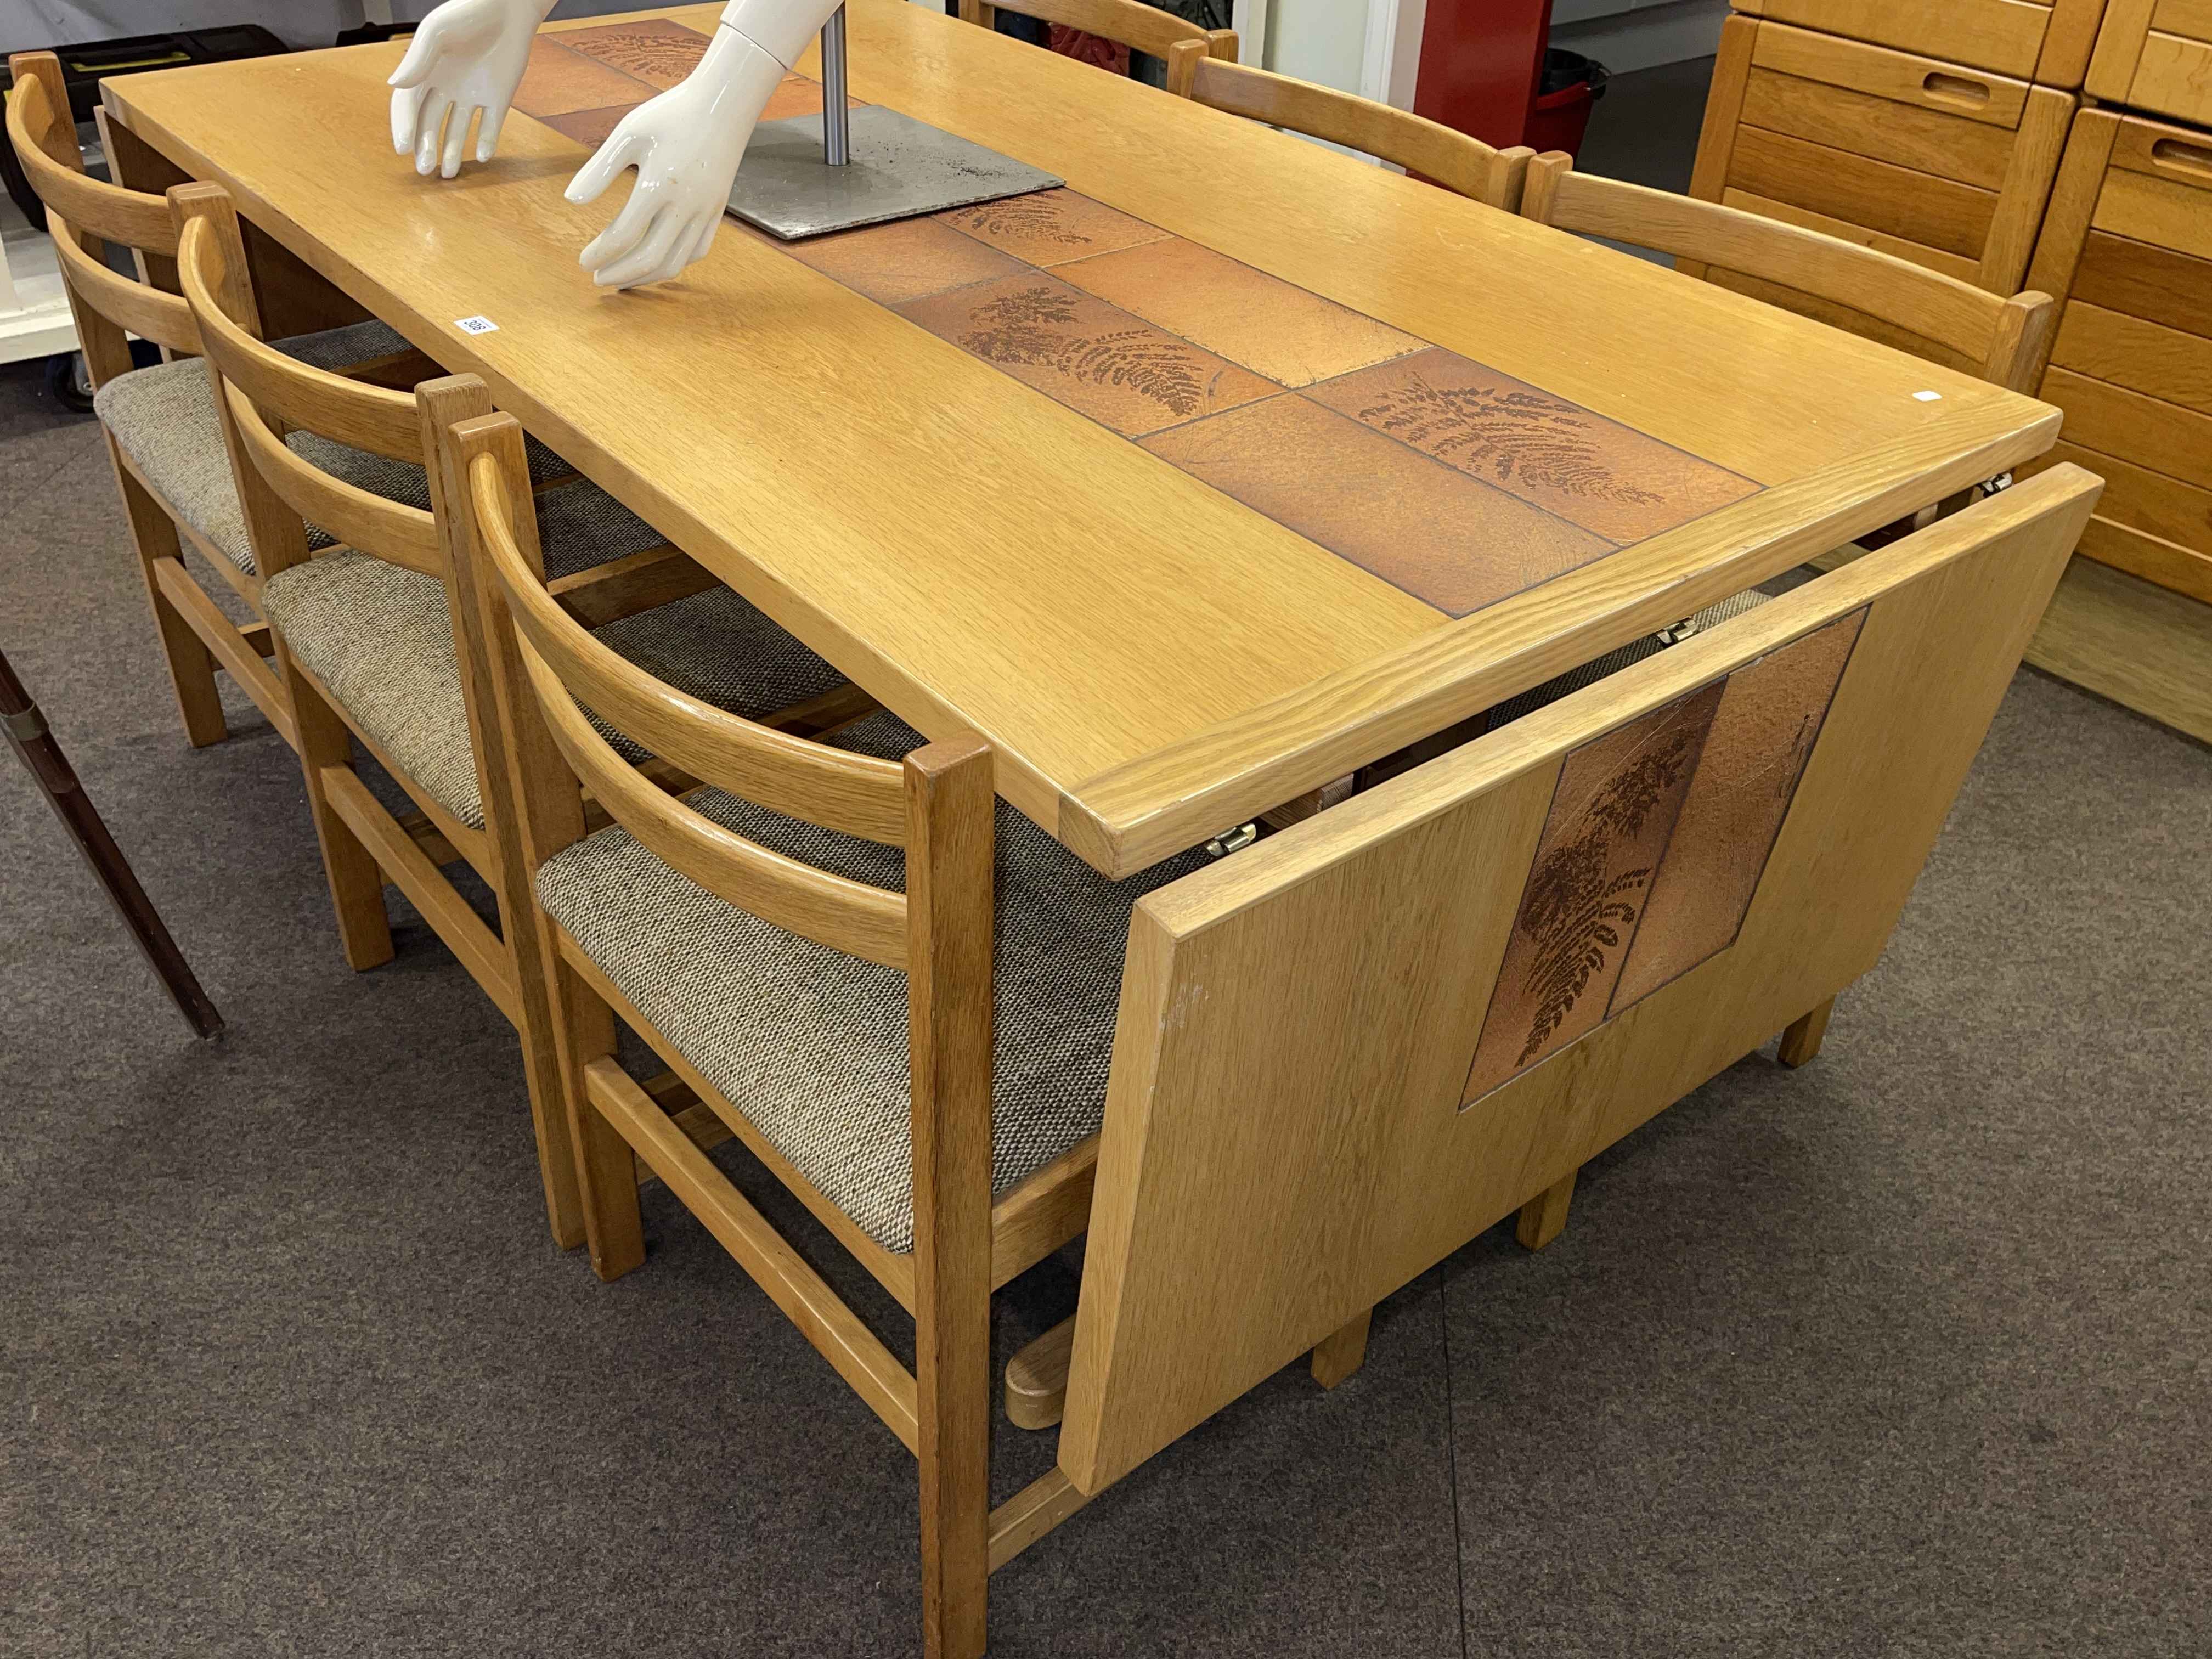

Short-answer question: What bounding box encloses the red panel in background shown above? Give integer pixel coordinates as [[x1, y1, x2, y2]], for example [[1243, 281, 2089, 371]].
[[1413, 0, 1554, 153]]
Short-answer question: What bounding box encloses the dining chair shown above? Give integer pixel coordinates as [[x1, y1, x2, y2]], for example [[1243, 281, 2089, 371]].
[[958, 0, 1237, 67], [1165, 40, 1535, 211], [172, 183, 866, 1249], [1517, 151, 2059, 394], [4, 50, 423, 751], [445, 404, 1212, 1658]]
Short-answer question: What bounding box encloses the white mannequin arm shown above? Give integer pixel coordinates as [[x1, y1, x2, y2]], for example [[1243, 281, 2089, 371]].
[[563, 0, 844, 288], [389, 0, 559, 177]]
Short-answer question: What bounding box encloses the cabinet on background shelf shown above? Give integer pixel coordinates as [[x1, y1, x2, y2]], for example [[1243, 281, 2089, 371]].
[[2022, 108, 2212, 606], [2088, 0, 2212, 127], [1729, 0, 2109, 86]]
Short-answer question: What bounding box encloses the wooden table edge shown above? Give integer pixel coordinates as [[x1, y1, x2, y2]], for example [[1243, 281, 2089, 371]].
[[1060, 405, 2063, 876]]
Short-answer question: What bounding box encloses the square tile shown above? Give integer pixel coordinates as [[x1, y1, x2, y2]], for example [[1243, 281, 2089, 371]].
[[937, 188, 1169, 267], [1143, 396, 1611, 616], [759, 70, 862, 123], [512, 38, 654, 119], [894, 272, 1277, 437], [1059, 237, 1423, 388], [781, 217, 1028, 304], [1311, 348, 1762, 545], [554, 18, 713, 89]]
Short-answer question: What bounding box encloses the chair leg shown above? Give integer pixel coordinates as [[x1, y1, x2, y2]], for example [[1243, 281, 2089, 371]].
[[1516, 1169, 1577, 1251], [557, 956, 645, 1280], [281, 653, 393, 972], [1779, 997, 1836, 1069], [487, 867, 588, 1251], [1310, 1306, 1373, 1390], [109, 446, 226, 747]]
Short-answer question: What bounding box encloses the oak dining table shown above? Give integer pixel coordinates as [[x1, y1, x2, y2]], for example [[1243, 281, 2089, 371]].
[[99, 1, 2061, 878]]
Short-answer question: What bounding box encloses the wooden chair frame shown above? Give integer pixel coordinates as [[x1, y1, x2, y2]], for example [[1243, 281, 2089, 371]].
[[1166, 41, 1534, 211], [3, 51, 421, 752], [1519, 152, 2059, 394], [172, 187, 863, 1250], [450, 410, 1113, 1657], [958, 0, 1236, 65]]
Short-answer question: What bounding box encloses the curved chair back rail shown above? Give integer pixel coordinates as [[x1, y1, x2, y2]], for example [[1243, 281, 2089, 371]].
[[1520, 154, 2057, 393], [461, 431, 910, 846], [176, 205, 422, 461], [1165, 42, 1533, 211], [174, 198, 440, 577], [959, 0, 1235, 64], [5, 54, 199, 365]]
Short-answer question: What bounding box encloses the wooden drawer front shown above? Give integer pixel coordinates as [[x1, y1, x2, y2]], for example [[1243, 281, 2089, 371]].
[[2028, 109, 2212, 602], [2089, 0, 2212, 127], [1694, 21, 2077, 293], [1731, 0, 2108, 84]]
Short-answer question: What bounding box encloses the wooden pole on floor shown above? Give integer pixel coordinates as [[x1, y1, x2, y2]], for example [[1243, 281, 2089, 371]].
[[2, 647, 223, 1039]]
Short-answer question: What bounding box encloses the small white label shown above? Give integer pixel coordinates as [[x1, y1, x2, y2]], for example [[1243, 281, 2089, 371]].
[[454, 314, 499, 335], [1913, 390, 1943, 403]]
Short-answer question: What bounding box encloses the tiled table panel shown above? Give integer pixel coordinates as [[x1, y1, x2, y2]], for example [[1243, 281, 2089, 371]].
[[529, 20, 1763, 620]]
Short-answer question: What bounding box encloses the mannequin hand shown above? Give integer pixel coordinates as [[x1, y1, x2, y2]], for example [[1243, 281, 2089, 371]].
[[389, 0, 555, 178], [563, 24, 785, 288]]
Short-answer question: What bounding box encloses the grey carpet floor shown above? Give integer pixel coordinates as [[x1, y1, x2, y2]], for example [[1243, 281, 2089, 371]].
[[3, 332, 2208, 1656]]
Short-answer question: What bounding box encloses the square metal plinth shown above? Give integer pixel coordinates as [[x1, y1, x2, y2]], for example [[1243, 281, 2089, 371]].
[[725, 105, 1062, 240]]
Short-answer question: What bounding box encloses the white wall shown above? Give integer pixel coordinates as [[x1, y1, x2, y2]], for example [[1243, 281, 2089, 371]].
[[1262, 0, 1371, 91]]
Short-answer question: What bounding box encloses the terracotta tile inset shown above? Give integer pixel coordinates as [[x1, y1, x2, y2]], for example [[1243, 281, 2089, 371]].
[[1143, 396, 1610, 616], [760, 71, 863, 123], [1060, 238, 1422, 389], [513, 38, 654, 119], [1462, 684, 1724, 1105], [782, 217, 1028, 304], [937, 190, 1169, 268], [1611, 609, 1866, 1008], [894, 273, 1277, 437], [536, 103, 644, 148], [1311, 348, 1761, 545], [555, 18, 713, 89]]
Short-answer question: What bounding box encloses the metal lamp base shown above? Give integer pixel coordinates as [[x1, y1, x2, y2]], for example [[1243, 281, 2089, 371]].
[[725, 105, 1062, 241]]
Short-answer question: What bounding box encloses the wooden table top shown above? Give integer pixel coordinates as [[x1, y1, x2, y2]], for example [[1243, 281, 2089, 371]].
[[104, 2, 2060, 875]]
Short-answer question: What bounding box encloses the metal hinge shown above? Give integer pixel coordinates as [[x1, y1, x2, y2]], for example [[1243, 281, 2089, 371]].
[[1205, 823, 1257, 857]]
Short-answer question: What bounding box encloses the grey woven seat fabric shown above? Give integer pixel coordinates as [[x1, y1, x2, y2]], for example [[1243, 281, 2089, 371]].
[[93, 333, 605, 577], [1483, 588, 1775, 730], [536, 711, 1214, 1255], [261, 552, 847, 830]]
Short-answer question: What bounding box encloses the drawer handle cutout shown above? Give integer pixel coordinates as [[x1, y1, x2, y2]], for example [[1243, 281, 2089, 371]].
[[2150, 139, 2212, 182], [1922, 72, 1992, 109]]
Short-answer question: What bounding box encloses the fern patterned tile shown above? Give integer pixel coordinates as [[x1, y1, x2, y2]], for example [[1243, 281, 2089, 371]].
[[1143, 396, 1610, 616], [1310, 348, 1761, 545], [1462, 684, 1724, 1105], [936, 190, 1170, 268], [1058, 238, 1423, 388], [894, 272, 1278, 437], [1611, 610, 1866, 1009], [555, 18, 713, 89], [513, 39, 654, 119], [781, 218, 1028, 304]]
